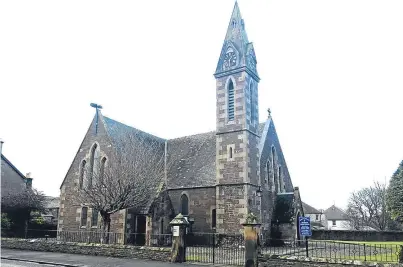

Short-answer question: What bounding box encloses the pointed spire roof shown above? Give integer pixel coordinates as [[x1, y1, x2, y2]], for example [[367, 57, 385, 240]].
[[224, 2, 249, 46], [214, 2, 259, 80]]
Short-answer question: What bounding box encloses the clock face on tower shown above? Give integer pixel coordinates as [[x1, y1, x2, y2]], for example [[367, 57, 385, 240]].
[[223, 47, 237, 71]]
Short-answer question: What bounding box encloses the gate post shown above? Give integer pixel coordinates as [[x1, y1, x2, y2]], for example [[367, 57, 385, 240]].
[[242, 213, 261, 267], [169, 213, 189, 263]]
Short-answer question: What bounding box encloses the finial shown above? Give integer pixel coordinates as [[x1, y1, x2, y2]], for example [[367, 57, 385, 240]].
[[90, 103, 103, 110], [90, 103, 103, 135], [267, 108, 271, 118]]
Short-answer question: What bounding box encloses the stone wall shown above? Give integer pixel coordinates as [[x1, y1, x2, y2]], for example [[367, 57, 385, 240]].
[[259, 256, 403, 267], [312, 230, 403, 242], [1, 238, 171, 262], [168, 187, 216, 232]]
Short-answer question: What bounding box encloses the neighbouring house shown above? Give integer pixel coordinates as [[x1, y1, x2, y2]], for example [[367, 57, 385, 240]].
[[1, 154, 32, 196], [302, 202, 325, 230], [42, 196, 60, 225], [323, 205, 352, 230], [58, 2, 304, 245]]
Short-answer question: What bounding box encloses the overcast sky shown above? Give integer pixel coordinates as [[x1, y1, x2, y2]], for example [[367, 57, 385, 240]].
[[1, 0, 402, 210]]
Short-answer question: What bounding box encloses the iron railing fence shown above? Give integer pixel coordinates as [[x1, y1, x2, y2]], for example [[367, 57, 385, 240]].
[[185, 232, 245, 265], [260, 239, 402, 263], [2, 229, 172, 247]]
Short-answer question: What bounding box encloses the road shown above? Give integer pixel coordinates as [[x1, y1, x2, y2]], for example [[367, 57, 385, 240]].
[[1, 249, 207, 267]]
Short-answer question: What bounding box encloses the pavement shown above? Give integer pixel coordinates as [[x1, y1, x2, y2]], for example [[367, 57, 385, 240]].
[[0, 249, 209, 267]]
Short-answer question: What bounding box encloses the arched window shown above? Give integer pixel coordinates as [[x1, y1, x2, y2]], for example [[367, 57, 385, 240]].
[[81, 207, 88, 227], [91, 209, 98, 227], [278, 166, 283, 192], [249, 82, 255, 125], [79, 160, 86, 189], [229, 147, 233, 159], [271, 146, 278, 192], [100, 157, 107, 183], [227, 79, 235, 121], [212, 209, 217, 229], [160, 218, 164, 234], [180, 194, 189, 216], [89, 143, 98, 187], [265, 161, 270, 184]]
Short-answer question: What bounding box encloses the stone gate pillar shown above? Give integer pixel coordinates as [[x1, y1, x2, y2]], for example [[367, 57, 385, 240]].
[[169, 213, 189, 263], [242, 213, 261, 267]]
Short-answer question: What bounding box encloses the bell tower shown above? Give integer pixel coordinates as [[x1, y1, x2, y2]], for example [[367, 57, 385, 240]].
[[214, 2, 261, 233]]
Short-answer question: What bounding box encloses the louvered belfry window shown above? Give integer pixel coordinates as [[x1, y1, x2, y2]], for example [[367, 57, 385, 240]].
[[228, 79, 235, 121]]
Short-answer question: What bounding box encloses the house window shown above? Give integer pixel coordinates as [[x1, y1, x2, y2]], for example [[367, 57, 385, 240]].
[[180, 194, 189, 216], [91, 209, 98, 227], [212, 209, 217, 229], [79, 160, 86, 189], [316, 214, 319, 221], [332, 220, 336, 226], [227, 79, 235, 121], [229, 147, 233, 159], [81, 207, 88, 227], [89, 143, 98, 187]]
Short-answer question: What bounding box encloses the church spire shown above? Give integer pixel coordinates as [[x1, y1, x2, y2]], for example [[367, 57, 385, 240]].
[[214, 2, 259, 80]]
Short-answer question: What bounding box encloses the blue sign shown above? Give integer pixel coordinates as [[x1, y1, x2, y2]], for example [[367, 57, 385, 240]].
[[299, 216, 312, 237]]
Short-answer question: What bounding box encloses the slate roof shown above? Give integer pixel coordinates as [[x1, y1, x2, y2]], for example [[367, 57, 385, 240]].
[[324, 205, 348, 220], [302, 202, 322, 214], [166, 131, 216, 189], [103, 116, 166, 147], [44, 196, 60, 209], [74, 113, 269, 191], [1, 154, 26, 180]]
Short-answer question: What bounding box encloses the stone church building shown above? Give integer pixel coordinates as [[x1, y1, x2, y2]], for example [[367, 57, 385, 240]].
[[58, 2, 303, 244]]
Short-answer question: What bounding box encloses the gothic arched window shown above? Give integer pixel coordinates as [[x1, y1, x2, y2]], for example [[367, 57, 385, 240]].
[[271, 146, 278, 193], [79, 160, 86, 189], [227, 79, 235, 121], [100, 157, 107, 183], [265, 161, 270, 184], [89, 143, 98, 187], [278, 166, 283, 193], [180, 194, 189, 216]]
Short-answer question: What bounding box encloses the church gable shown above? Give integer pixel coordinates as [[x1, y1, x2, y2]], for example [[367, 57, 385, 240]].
[[259, 117, 293, 193], [59, 113, 112, 190]]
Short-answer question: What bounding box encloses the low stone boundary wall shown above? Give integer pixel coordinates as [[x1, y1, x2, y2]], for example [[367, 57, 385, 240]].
[[1, 238, 171, 262], [259, 256, 403, 267], [312, 230, 403, 242]]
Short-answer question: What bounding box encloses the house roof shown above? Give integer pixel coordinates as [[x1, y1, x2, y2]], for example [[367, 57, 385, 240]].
[[1, 154, 26, 181], [324, 205, 348, 220], [302, 202, 322, 214], [44, 196, 60, 209]]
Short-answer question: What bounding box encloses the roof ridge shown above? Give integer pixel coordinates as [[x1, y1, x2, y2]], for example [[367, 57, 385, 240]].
[[103, 116, 166, 141], [1, 154, 26, 181], [168, 130, 216, 141]]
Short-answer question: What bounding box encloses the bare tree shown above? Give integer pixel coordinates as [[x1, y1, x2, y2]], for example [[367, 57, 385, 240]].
[[78, 132, 165, 243], [77, 129, 215, 243], [346, 181, 390, 231]]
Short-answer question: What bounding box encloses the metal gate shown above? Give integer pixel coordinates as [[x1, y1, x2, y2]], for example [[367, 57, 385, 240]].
[[185, 232, 245, 265]]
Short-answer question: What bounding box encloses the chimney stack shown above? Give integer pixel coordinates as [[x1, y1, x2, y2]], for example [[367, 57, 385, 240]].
[[25, 172, 33, 189]]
